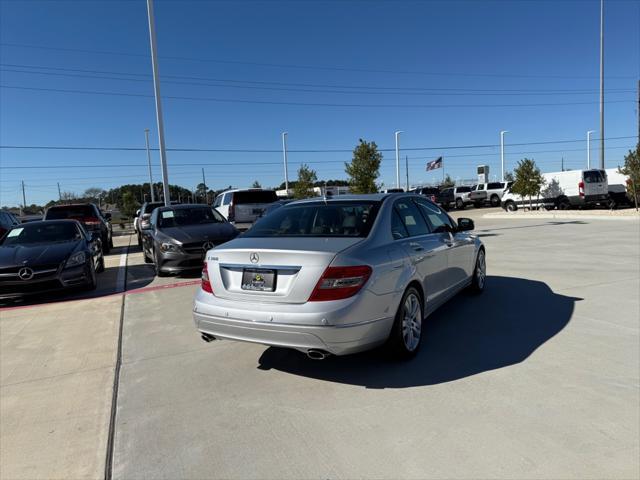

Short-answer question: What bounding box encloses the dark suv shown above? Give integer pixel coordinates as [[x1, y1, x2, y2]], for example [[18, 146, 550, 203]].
[[412, 186, 440, 203], [44, 203, 113, 253]]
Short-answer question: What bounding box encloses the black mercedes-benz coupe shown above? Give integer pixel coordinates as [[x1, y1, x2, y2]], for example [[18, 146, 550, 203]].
[[0, 220, 104, 300], [140, 204, 238, 276]]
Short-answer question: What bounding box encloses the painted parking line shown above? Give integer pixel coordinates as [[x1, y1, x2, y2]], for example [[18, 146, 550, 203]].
[[115, 250, 128, 293], [124, 280, 201, 296]]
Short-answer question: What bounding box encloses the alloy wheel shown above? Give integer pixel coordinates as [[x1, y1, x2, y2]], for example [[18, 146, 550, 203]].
[[402, 293, 422, 352]]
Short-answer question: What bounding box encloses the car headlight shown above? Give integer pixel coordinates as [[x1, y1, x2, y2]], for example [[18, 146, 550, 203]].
[[160, 242, 179, 252], [65, 252, 86, 268]]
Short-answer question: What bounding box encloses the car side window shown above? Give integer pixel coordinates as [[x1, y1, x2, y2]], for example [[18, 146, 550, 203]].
[[222, 193, 231, 206], [393, 199, 429, 237], [149, 210, 158, 228], [413, 198, 455, 233], [213, 196, 222, 207], [391, 209, 409, 240]]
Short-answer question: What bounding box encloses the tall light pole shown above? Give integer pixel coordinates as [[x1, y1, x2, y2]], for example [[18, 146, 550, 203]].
[[146, 0, 171, 206], [144, 129, 156, 202], [599, 0, 605, 169], [500, 130, 508, 182], [395, 131, 403, 189], [282, 132, 289, 193], [587, 130, 595, 169]]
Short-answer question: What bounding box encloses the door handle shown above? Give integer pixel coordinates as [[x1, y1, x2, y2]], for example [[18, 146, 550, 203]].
[[409, 242, 424, 252]]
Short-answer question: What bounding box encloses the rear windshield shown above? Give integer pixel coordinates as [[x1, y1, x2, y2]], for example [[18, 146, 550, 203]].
[[158, 207, 226, 228], [1, 222, 82, 245], [144, 202, 165, 214], [421, 188, 439, 194], [584, 171, 605, 183], [46, 205, 95, 219], [245, 201, 380, 238], [456, 186, 471, 193], [234, 190, 278, 205]]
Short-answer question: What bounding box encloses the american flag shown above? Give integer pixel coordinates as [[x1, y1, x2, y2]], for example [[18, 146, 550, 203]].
[[426, 157, 443, 171]]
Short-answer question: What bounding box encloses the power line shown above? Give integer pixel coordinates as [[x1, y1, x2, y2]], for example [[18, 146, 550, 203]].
[[2, 84, 634, 109], [0, 135, 635, 157], [1, 42, 635, 80], [2, 65, 635, 97]]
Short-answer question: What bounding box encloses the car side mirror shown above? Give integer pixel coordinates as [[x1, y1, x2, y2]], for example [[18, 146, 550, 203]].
[[457, 218, 474, 231]]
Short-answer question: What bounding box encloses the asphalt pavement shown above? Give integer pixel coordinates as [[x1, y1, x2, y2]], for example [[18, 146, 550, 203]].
[[1, 212, 638, 479]]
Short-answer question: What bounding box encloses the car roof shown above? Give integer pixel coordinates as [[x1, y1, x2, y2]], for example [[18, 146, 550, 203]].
[[284, 193, 395, 206], [216, 188, 275, 195], [155, 203, 211, 211], [47, 203, 96, 209]]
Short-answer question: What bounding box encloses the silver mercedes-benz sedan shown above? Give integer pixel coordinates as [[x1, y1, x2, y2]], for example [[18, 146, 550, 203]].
[[193, 193, 485, 359]]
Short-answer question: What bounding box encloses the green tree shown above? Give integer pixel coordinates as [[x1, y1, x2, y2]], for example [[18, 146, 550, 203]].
[[345, 139, 382, 194], [251, 180, 262, 188], [441, 174, 455, 188], [512, 158, 546, 210], [293, 164, 317, 199], [619, 144, 640, 211], [83, 187, 105, 199], [121, 192, 139, 218]]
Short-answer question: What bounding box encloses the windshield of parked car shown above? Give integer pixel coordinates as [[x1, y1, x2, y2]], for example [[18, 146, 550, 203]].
[[143, 202, 165, 214], [1, 222, 82, 245], [157, 207, 226, 228], [45, 205, 96, 220], [234, 190, 278, 204], [245, 201, 380, 237], [457, 186, 471, 193]]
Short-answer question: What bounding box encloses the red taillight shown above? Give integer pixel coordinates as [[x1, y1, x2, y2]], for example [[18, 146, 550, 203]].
[[308, 265, 372, 302], [201, 264, 213, 294], [578, 181, 585, 197]]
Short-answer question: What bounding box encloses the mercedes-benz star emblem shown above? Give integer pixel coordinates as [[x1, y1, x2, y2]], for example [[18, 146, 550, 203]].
[[18, 267, 34, 281], [249, 252, 259, 264], [202, 241, 215, 252]]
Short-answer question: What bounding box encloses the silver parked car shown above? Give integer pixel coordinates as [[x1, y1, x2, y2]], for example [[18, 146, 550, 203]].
[[193, 194, 485, 359]]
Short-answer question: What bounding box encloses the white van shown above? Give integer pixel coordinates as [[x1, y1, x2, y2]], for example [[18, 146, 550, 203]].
[[213, 189, 278, 230], [605, 168, 632, 207], [501, 169, 609, 211]]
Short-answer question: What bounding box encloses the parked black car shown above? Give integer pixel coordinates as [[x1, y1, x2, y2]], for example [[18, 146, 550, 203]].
[[412, 186, 440, 203], [140, 204, 239, 276], [0, 220, 104, 300], [44, 203, 113, 253]]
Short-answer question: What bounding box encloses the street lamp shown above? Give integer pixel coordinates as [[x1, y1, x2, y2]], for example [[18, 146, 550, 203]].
[[395, 131, 403, 189], [587, 130, 595, 169], [282, 132, 289, 193], [144, 129, 156, 202], [500, 130, 508, 182]]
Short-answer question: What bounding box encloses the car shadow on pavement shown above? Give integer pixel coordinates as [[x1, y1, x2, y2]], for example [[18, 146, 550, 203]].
[[257, 275, 581, 388]]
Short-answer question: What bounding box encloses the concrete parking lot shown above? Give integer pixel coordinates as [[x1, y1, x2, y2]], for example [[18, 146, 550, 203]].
[[1, 212, 638, 479]]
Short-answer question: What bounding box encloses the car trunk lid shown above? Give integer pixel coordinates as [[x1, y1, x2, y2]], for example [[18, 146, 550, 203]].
[[205, 237, 362, 303]]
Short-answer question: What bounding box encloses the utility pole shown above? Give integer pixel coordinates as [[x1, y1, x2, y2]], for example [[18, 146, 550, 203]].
[[144, 128, 156, 203], [599, 0, 605, 169], [637, 79, 639, 144], [561, 157, 565, 172], [57, 182, 62, 201], [587, 130, 595, 169], [146, 0, 171, 206], [500, 130, 508, 182], [395, 131, 403, 189], [21, 180, 26, 216], [282, 132, 289, 193], [405, 155, 409, 191], [201, 168, 207, 204]]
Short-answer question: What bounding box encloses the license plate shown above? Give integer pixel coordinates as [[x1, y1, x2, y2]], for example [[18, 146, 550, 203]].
[[241, 269, 276, 291]]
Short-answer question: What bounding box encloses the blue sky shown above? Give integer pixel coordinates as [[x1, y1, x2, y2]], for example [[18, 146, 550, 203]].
[[0, 0, 638, 207]]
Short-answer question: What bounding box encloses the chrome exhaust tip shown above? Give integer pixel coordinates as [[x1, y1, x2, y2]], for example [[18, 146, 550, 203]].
[[307, 349, 330, 360], [201, 333, 216, 343]]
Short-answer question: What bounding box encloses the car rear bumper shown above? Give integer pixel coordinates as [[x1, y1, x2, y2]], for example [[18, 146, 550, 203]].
[[192, 289, 394, 355]]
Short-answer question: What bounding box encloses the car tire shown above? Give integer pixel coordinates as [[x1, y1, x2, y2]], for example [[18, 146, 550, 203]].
[[558, 197, 571, 210], [102, 234, 111, 254], [108, 236, 114, 249], [456, 198, 465, 210], [469, 248, 486, 294], [490, 195, 501, 207], [386, 286, 423, 360], [143, 247, 153, 264], [85, 262, 97, 291], [505, 201, 517, 212], [96, 253, 105, 273]]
